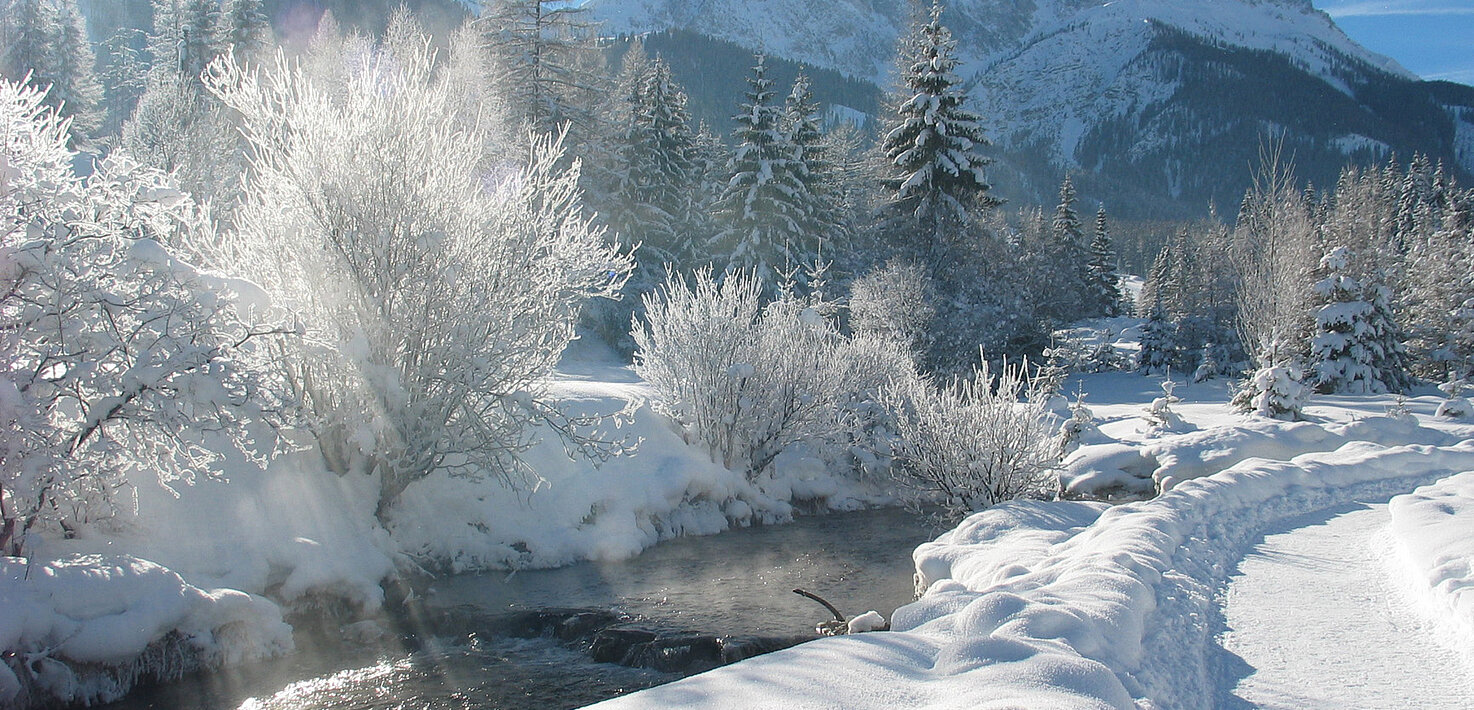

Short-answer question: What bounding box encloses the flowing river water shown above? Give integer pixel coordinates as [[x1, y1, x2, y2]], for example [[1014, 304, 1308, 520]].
[[101, 508, 937, 710]]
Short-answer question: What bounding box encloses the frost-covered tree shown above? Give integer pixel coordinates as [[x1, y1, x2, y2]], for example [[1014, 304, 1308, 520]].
[[1046, 175, 1090, 319], [848, 259, 935, 359], [1, 80, 289, 555], [1087, 207, 1122, 317], [1231, 147, 1317, 377], [607, 55, 698, 266], [204, 28, 635, 522], [476, 0, 605, 141], [708, 54, 808, 283], [877, 0, 997, 262], [1137, 302, 1177, 375]]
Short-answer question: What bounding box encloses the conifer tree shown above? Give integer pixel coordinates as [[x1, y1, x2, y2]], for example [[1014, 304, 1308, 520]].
[[1088, 206, 1122, 317], [1309, 247, 1393, 393], [1, 0, 101, 140], [877, 0, 996, 262], [783, 73, 843, 257], [708, 54, 807, 283], [1049, 175, 1090, 320], [222, 0, 271, 64], [477, 0, 605, 141]]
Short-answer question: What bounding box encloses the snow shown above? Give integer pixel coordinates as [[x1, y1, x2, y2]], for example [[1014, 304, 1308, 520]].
[[1220, 502, 1474, 708], [1388, 472, 1474, 665], [0, 555, 291, 707], [591, 373, 1474, 710]]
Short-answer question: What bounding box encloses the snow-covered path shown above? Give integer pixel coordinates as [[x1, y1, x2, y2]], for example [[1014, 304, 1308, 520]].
[[1217, 501, 1474, 709]]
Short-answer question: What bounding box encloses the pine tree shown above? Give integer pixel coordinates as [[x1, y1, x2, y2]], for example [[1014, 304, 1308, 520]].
[[149, 0, 221, 84], [1309, 247, 1384, 393], [221, 0, 271, 64], [1048, 175, 1090, 321], [1, 0, 101, 140], [877, 0, 997, 262], [708, 54, 807, 284], [607, 55, 698, 265], [1087, 206, 1122, 317], [783, 72, 843, 258]]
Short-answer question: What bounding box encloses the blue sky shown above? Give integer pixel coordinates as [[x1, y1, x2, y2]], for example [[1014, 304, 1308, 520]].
[[1313, 0, 1474, 85]]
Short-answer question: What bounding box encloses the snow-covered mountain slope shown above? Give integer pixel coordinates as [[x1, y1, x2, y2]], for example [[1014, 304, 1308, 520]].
[[588, 0, 1474, 216]]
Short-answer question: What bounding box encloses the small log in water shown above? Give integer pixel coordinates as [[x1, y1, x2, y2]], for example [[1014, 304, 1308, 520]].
[[792, 588, 846, 622]]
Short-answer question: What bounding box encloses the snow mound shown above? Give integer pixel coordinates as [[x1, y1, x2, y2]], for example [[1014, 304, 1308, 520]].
[[1388, 471, 1474, 662], [590, 438, 1474, 710], [1062, 414, 1458, 497], [0, 555, 291, 708]]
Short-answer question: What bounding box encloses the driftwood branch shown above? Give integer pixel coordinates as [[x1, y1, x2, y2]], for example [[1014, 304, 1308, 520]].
[[792, 588, 846, 623]]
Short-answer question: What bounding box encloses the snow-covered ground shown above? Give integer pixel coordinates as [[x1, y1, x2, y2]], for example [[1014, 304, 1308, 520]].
[[1219, 502, 1474, 708], [591, 372, 1474, 710]]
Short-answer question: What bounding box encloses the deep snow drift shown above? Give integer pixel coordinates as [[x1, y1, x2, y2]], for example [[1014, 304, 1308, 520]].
[[591, 377, 1474, 710]]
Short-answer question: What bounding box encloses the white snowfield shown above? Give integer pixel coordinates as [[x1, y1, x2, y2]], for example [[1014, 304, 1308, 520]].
[[593, 397, 1474, 709]]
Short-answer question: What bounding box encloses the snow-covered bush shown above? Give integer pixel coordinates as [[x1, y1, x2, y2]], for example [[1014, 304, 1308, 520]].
[[1058, 395, 1104, 455], [883, 358, 1061, 522], [848, 258, 933, 358], [1, 79, 288, 556], [634, 268, 912, 483], [1437, 378, 1471, 419], [203, 29, 634, 521], [1142, 379, 1187, 434]]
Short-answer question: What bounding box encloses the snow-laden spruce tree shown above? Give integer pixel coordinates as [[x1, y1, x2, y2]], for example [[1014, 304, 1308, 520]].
[[0, 80, 290, 556], [708, 54, 809, 284], [204, 23, 634, 522], [883, 357, 1060, 522], [634, 268, 912, 484], [1308, 246, 1409, 394], [1087, 207, 1122, 317], [877, 0, 997, 263]]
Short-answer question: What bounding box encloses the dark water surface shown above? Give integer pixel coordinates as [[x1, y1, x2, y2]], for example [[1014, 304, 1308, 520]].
[[102, 508, 936, 710]]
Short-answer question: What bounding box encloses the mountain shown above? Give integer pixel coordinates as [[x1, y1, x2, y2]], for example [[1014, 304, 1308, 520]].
[[586, 0, 1474, 218]]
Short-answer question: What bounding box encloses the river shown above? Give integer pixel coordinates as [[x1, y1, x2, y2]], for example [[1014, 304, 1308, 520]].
[[101, 507, 937, 710]]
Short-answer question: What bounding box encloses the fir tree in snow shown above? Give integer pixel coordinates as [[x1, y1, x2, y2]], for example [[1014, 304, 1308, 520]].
[[1308, 247, 1404, 394], [783, 73, 843, 257], [1137, 302, 1177, 376], [1087, 207, 1122, 317], [0, 0, 102, 140], [708, 54, 809, 284], [1046, 175, 1091, 321], [877, 0, 997, 262], [149, 0, 222, 85], [221, 0, 271, 64]]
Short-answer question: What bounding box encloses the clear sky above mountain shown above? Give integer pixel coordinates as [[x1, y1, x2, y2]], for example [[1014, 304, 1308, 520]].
[[1314, 0, 1474, 85]]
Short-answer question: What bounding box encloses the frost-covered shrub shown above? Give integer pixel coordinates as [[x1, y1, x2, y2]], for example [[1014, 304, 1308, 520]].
[[848, 258, 933, 358], [883, 359, 1061, 522], [1058, 395, 1103, 455], [1, 80, 288, 556], [634, 268, 912, 483], [204, 31, 634, 521]]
